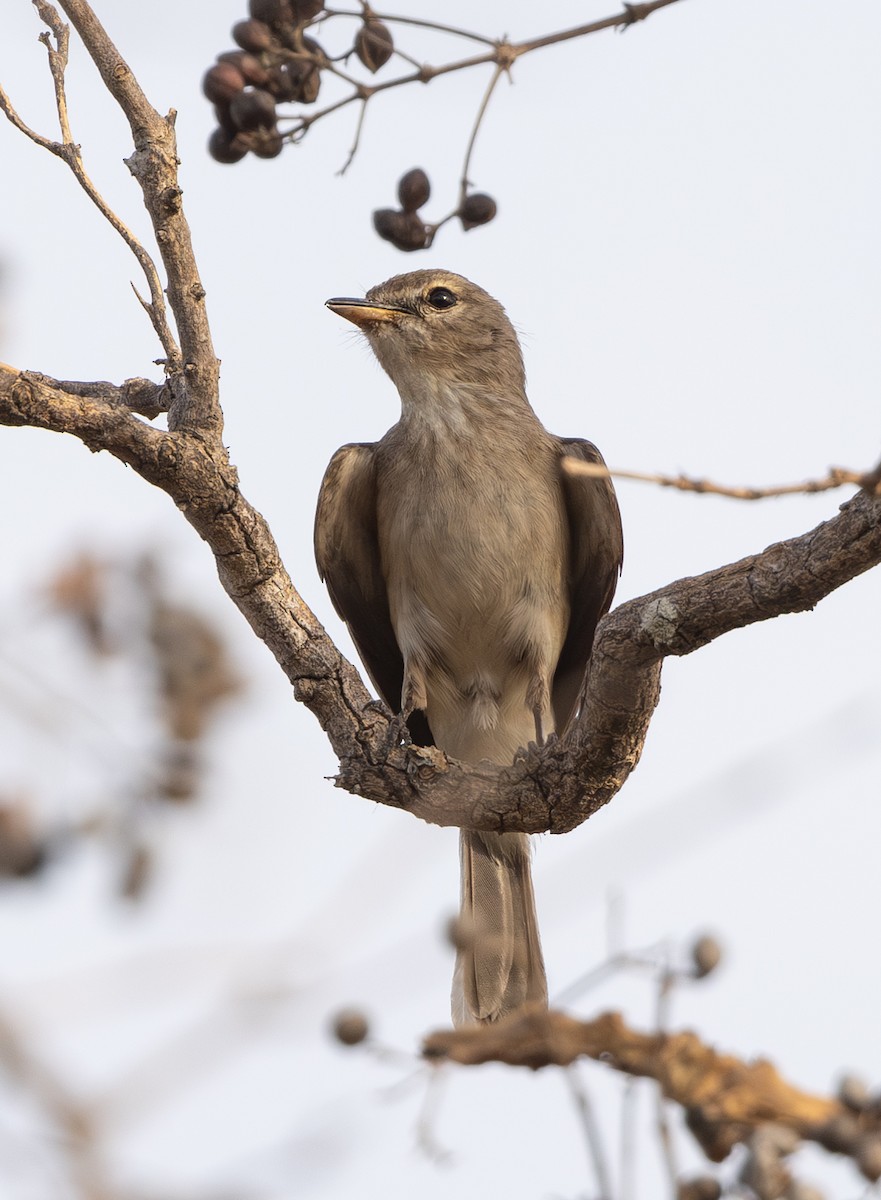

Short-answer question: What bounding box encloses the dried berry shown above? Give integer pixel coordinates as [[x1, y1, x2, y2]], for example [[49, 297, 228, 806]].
[[208, 126, 249, 164], [202, 62, 246, 105], [460, 192, 497, 231], [249, 0, 293, 28], [230, 88, 278, 132], [355, 19, 393, 73], [250, 129, 284, 159], [291, 0, 324, 22], [332, 1008, 369, 1046], [298, 65, 321, 104], [218, 50, 272, 88], [398, 168, 430, 212], [691, 934, 723, 979], [232, 18, 275, 53], [373, 208, 427, 252]]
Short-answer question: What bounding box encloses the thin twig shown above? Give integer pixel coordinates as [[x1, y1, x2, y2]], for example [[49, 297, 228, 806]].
[[621, 1077, 638, 1200], [55, 0, 221, 435], [337, 96, 368, 174], [415, 1067, 452, 1165], [0, 5, 180, 367], [281, 0, 686, 155], [566, 1065, 614, 1199], [656, 1088, 679, 1195], [458, 61, 506, 205], [562, 456, 881, 500], [324, 7, 498, 47]]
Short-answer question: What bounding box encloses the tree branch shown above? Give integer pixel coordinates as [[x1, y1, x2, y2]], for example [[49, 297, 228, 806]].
[[3, 359, 880, 837], [422, 1008, 881, 1174], [55, 0, 221, 436]]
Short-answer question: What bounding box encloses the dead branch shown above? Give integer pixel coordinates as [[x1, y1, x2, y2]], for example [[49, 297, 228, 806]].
[[423, 1008, 881, 1171]]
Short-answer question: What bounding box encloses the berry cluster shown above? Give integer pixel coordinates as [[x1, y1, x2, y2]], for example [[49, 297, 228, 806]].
[[203, 1, 394, 163], [374, 168, 497, 252], [202, 4, 500, 248]]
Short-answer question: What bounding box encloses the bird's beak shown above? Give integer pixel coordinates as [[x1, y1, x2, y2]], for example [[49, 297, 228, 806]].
[[325, 297, 408, 327]]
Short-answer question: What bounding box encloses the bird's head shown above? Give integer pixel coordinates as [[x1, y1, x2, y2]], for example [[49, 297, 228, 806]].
[[326, 270, 527, 408]]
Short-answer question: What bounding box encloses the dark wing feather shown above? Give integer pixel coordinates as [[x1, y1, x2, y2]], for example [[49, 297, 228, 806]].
[[314, 443, 433, 745], [552, 437, 624, 733]]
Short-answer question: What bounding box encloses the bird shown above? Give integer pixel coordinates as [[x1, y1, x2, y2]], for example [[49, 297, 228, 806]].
[[315, 270, 623, 1026]]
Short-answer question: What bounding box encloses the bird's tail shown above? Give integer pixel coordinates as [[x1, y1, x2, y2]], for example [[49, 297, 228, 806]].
[[452, 829, 547, 1025]]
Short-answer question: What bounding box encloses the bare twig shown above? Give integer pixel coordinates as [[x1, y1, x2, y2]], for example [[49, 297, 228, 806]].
[[415, 1067, 452, 1164], [457, 60, 506, 206], [324, 7, 498, 48], [55, 0, 221, 435], [0, 7, 179, 367], [562, 455, 881, 500], [337, 95, 368, 174], [621, 1077, 638, 1200], [566, 1065, 614, 1199], [280, 0, 686, 166]]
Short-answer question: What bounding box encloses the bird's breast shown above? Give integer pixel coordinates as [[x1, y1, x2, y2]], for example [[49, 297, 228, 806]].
[[376, 432, 569, 682]]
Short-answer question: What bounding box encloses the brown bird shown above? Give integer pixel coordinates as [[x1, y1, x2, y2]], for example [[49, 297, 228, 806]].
[[315, 270, 622, 1025]]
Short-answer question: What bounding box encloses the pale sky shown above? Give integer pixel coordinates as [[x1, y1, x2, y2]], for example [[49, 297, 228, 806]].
[[1, 2, 880, 1197]]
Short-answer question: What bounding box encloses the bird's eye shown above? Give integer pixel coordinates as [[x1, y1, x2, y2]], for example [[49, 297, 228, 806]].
[[427, 287, 458, 310]]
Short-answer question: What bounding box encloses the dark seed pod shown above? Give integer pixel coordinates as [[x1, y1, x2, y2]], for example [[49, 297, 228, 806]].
[[218, 50, 272, 88], [355, 19, 393, 73], [299, 65, 321, 104], [373, 208, 427, 252], [232, 18, 275, 53], [291, 0, 324, 22], [230, 88, 278, 131], [691, 934, 723, 979], [460, 192, 497, 230], [202, 62, 246, 105], [208, 126, 249, 164], [250, 129, 284, 159], [398, 167, 430, 212], [213, 102, 238, 136], [249, 0, 293, 28], [332, 1008, 369, 1046], [270, 59, 320, 104]]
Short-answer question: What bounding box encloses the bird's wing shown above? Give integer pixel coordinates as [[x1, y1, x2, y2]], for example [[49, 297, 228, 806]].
[[314, 442, 433, 745], [552, 437, 624, 733]]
